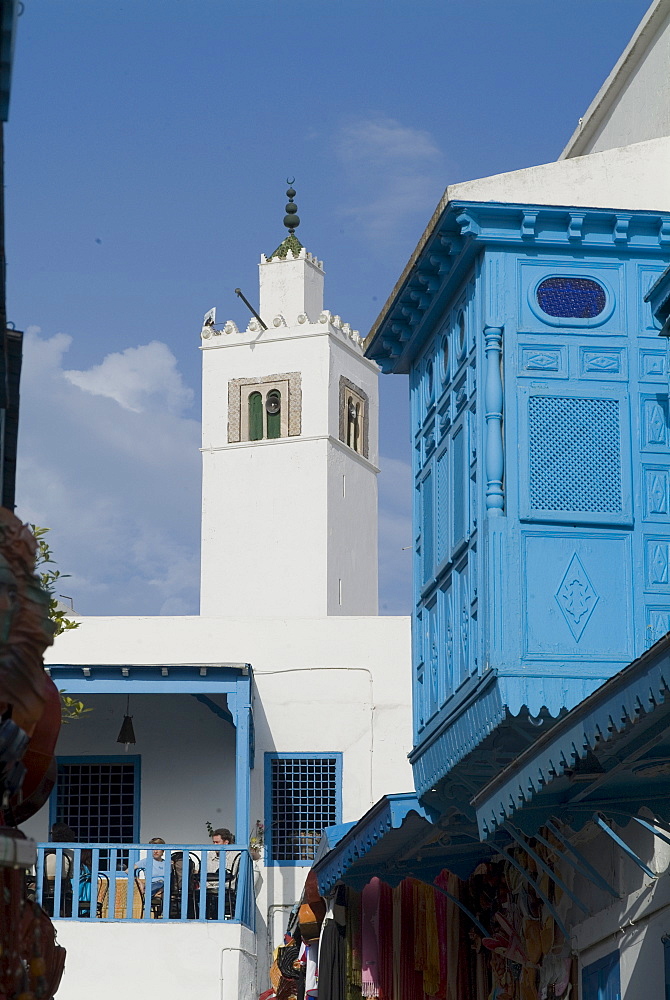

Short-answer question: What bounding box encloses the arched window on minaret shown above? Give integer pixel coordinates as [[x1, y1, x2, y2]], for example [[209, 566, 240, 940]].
[[347, 397, 360, 452], [249, 391, 263, 441], [266, 389, 281, 439], [339, 378, 368, 458]]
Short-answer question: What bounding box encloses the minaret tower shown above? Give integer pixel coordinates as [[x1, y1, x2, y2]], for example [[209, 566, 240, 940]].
[[199, 185, 379, 617]]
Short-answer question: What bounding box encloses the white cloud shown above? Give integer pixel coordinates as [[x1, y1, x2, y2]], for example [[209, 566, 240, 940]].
[[337, 118, 441, 165], [64, 341, 193, 414], [336, 116, 448, 245], [14, 329, 412, 619], [15, 329, 201, 616]]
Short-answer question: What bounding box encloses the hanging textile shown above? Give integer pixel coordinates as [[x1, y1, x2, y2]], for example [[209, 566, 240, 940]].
[[319, 892, 346, 1000], [391, 885, 402, 1000], [378, 881, 394, 1000], [345, 888, 362, 1000], [399, 879, 424, 1000], [433, 885, 448, 1000], [305, 942, 319, 999], [422, 884, 441, 997], [361, 877, 381, 997]]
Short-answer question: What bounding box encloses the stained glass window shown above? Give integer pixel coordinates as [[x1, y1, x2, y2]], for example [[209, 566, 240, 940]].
[[537, 277, 606, 319]]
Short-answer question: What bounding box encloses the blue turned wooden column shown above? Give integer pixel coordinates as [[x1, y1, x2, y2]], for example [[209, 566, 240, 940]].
[[229, 671, 252, 847], [484, 325, 504, 516]]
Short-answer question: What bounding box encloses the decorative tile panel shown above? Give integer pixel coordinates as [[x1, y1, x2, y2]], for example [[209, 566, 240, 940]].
[[228, 371, 302, 442], [641, 395, 670, 451], [555, 553, 599, 640], [522, 532, 632, 659], [646, 607, 670, 648], [579, 348, 623, 377], [519, 346, 564, 375], [639, 348, 666, 381], [644, 537, 670, 592], [643, 466, 670, 520]]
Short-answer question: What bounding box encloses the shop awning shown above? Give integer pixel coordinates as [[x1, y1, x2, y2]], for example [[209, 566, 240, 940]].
[[313, 794, 437, 895], [313, 791, 492, 895], [473, 632, 670, 844]]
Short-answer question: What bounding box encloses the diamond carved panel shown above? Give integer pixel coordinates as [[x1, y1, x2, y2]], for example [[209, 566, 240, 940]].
[[555, 553, 599, 641]]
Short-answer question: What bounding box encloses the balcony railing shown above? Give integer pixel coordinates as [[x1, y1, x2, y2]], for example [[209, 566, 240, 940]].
[[33, 844, 255, 929]]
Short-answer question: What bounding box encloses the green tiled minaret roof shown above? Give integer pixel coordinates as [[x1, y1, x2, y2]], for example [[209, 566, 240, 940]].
[[268, 232, 304, 260], [268, 180, 302, 259]]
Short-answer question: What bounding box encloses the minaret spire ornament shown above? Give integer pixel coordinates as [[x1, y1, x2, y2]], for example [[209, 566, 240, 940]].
[[267, 178, 304, 260], [283, 178, 300, 235]]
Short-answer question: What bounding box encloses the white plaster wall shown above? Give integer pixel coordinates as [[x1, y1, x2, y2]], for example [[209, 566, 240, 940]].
[[325, 333, 380, 615], [21, 693, 237, 845], [562, 2, 670, 158], [326, 442, 378, 615], [53, 921, 257, 1000], [46, 614, 413, 975], [259, 255, 324, 323], [201, 437, 330, 617], [448, 136, 670, 213], [556, 818, 670, 997], [201, 327, 333, 445], [201, 316, 379, 618]]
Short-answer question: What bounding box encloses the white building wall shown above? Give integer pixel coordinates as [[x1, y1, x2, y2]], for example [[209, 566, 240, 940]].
[[52, 921, 257, 1000], [561, 0, 670, 158], [200, 252, 379, 618], [550, 818, 670, 997], [44, 613, 413, 977], [201, 437, 330, 618]]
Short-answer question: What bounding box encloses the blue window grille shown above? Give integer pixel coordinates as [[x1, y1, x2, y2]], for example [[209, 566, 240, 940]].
[[537, 276, 606, 318], [528, 395, 622, 513], [582, 951, 621, 1000], [52, 756, 140, 868], [265, 753, 342, 865]]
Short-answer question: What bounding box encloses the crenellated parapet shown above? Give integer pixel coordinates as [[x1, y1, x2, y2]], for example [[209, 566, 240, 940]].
[[200, 306, 365, 353]]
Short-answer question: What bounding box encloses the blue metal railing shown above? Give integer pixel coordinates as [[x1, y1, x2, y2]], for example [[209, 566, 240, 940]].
[[34, 843, 255, 929]]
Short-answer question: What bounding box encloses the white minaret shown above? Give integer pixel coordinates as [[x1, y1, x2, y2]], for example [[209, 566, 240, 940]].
[[199, 187, 379, 618]]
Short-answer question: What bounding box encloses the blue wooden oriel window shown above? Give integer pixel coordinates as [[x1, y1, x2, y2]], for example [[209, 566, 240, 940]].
[[582, 951, 621, 1000]]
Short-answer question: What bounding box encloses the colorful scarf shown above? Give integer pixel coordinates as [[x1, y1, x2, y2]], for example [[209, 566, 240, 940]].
[[361, 878, 381, 997]]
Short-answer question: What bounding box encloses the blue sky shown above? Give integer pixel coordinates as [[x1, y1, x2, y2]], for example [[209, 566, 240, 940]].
[[6, 0, 651, 615]]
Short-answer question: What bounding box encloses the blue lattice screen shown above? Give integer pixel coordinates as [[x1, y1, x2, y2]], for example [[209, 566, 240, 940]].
[[269, 756, 339, 862], [55, 761, 137, 842], [528, 396, 622, 513]]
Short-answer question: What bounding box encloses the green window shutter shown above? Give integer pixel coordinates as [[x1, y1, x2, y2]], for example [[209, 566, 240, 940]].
[[266, 390, 281, 439], [249, 391, 263, 440]]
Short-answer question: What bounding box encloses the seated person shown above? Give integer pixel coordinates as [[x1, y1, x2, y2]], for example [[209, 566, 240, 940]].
[[43, 823, 77, 916], [207, 828, 239, 882], [206, 828, 239, 918], [134, 837, 166, 902]]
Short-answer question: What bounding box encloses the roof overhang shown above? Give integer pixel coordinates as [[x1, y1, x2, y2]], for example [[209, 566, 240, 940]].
[[46, 662, 251, 695], [364, 200, 670, 374], [313, 793, 439, 895], [473, 633, 670, 842]]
